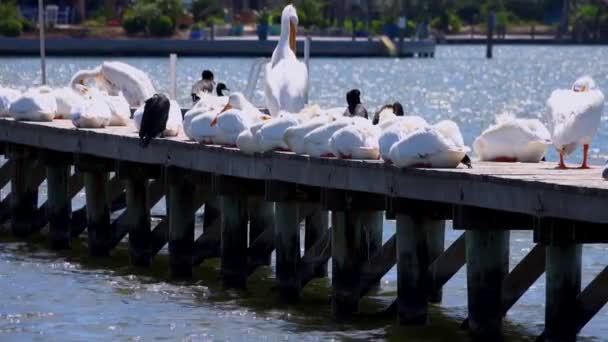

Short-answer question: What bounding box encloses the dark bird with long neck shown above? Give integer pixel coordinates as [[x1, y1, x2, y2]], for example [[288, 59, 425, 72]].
[[139, 93, 171, 148]]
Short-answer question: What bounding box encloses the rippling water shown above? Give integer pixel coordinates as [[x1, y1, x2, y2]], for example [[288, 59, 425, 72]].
[[1, 46, 608, 341]]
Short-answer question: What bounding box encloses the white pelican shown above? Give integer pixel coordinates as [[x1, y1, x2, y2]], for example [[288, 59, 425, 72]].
[[389, 121, 470, 168], [187, 110, 220, 144], [547, 76, 605, 169], [210, 93, 269, 146], [71, 96, 112, 129], [9, 86, 57, 122], [302, 118, 357, 157], [264, 4, 308, 117], [73, 85, 131, 126], [255, 113, 300, 152], [236, 121, 266, 155], [53, 87, 84, 119], [473, 113, 552, 163], [378, 116, 428, 162], [329, 121, 380, 159], [284, 115, 334, 154], [134, 96, 182, 139], [0, 87, 21, 117], [70, 61, 156, 108]]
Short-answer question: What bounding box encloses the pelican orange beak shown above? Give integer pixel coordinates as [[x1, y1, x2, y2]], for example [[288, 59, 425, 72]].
[[220, 104, 232, 113], [210, 115, 219, 127], [289, 21, 297, 54], [262, 115, 272, 121]]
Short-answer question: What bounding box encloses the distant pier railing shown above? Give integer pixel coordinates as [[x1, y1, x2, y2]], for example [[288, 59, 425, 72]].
[[0, 118, 606, 341]]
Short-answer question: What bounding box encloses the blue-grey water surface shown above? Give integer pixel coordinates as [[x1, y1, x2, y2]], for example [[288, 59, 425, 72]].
[[0, 45, 607, 341]]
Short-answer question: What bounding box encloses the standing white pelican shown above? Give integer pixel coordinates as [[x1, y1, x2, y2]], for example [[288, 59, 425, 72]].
[[0, 87, 21, 117], [70, 61, 156, 108], [474, 113, 552, 163], [548, 76, 605, 169], [9, 86, 57, 122], [264, 4, 308, 117]]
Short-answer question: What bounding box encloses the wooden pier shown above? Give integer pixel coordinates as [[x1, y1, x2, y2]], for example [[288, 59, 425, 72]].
[[0, 118, 607, 341]]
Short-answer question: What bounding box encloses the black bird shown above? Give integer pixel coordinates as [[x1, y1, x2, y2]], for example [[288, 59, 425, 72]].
[[139, 93, 170, 148], [216, 83, 230, 96], [372, 102, 405, 125], [191, 70, 216, 102], [344, 89, 368, 119], [461, 155, 473, 169]]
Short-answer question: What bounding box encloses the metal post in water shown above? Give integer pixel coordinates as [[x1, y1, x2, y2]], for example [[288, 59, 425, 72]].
[[169, 54, 177, 100], [38, 0, 47, 85], [486, 11, 495, 59], [304, 36, 311, 104]]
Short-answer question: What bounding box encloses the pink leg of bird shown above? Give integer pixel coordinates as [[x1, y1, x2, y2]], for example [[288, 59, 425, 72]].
[[579, 144, 590, 169], [557, 153, 568, 169]]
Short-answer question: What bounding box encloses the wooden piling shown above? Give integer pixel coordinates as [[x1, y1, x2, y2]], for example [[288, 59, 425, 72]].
[[395, 214, 431, 325], [167, 168, 196, 279], [275, 201, 300, 299], [203, 198, 221, 234], [46, 161, 71, 249], [84, 171, 111, 257], [304, 207, 329, 277], [427, 221, 445, 303], [220, 194, 249, 289], [8, 146, 40, 238], [331, 211, 362, 318], [125, 178, 151, 267], [361, 211, 384, 290], [545, 244, 582, 342], [466, 230, 510, 341], [248, 198, 275, 266]]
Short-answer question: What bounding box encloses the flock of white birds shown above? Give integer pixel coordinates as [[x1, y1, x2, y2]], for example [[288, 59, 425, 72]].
[[0, 4, 605, 172]]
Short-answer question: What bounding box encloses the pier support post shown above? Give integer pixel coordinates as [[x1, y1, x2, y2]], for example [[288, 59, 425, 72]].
[[545, 244, 582, 342], [427, 221, 445, 303], [362, 211, 384, 290], [84, 171, 111, 257], [248, 198, 275, 266], [331, 211, 363, 318], [203, 198, 221, 234], [466, 229, 510, 341], [126, 178, 151, 267], [167, 168, 196, 279], [118, 162, 162, 268], [395, 214, 435, 325], [7, 146, 40, 238], [305, 207, 329, 278], [275, 201, 300, 299], [221, 194, 249, 289], [46, 157, 72, 250]]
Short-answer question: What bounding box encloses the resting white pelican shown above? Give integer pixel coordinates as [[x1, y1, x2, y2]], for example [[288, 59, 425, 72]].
[[329, 121, 380, 159], [264, 4, 308, 117], [255, 113, 300, 152], [378, 116, 428, 162], [284, 115, 334, 154], [302, 117, 360, 157], [52, 87, 84, 119], [70, 61, 156, 108], [187, 110, 220, 144], [9, 86, 57, 122], [548, 76, 605, 169], [474, 113, 552, 163], [210, 93, 269, 146], [0, 87, 21, 117], [236, 121, 266, 155], [71, 96, 112, 129], [389, 121, 470, 168]]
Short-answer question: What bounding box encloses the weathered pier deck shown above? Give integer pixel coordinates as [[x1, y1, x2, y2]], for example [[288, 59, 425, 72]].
[[0, 118, 607, 341]]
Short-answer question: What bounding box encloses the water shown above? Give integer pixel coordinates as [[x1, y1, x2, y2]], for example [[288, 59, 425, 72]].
[[0, 45, 608, 341]]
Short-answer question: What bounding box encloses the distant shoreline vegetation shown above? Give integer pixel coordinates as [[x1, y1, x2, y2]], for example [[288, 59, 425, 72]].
[[0, 0, 606, 43]]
